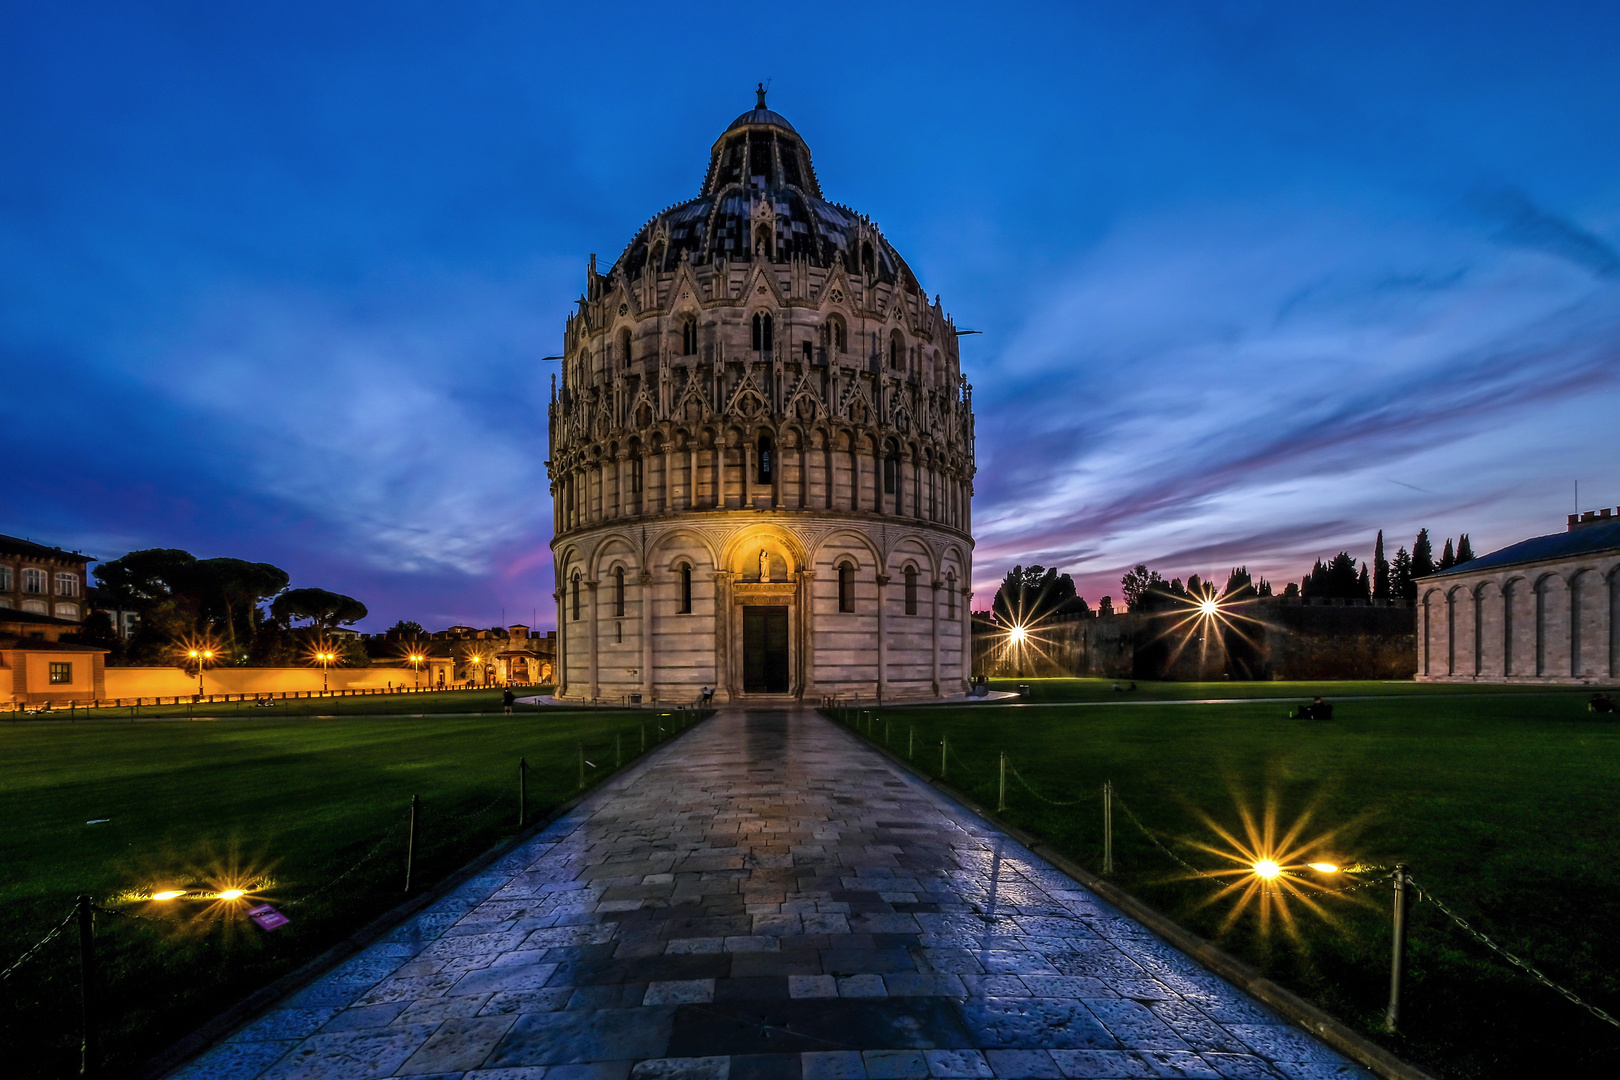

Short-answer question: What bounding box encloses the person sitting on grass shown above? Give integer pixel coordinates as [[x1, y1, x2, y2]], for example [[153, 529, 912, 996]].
[[1290, 696, 1333, 720], [1589, 691, 1617, 715]]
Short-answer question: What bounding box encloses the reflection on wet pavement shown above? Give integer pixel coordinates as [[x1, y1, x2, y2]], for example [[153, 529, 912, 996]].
[[169, 709, 1370, 1080]]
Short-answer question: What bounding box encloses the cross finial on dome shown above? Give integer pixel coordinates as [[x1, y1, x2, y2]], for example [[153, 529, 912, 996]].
[[756, 82, 767, 108]]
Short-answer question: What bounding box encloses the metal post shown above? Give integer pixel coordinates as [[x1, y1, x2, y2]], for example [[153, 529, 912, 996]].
[[616, 732, 622, 768], [641, 724, 646, 752], [577, 740, 585, 788], [940, 735, 947, 779], [404, 795, 419, 892], [884, 719, 890, 745], [908, 725, 914, 759], [998, 753, 1006, 812], [77, 894, 98, 1078], [1102, 781, 1114, 874], [1386, 863, 1410, 1033], [518, 758, 527, 828]]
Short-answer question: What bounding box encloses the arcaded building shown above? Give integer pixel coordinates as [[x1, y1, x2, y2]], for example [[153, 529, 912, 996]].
[[1416, 510, 1620, 683], [547, 92, 975, 703]]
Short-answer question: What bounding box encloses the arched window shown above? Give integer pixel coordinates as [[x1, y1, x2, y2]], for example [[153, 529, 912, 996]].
[[947, 572, 957, 618], [619, 328, 633, 366], [0, 567, 10, 591], [21, 569, 44, 594], [54, 572, 78, 597], [55, 602, 79, 621], [883, 440, 899, 496], [571, 572, 581, 621], [825, 316, 847, 353], [757, 433, 774, 484], [838, 562, 855, 613], [755, 225, 772, 258], [678, 564, 693, 614], [752, 312, 774, 355], [889, 329, 905, 370], [630, 455, 643, 494], [904, 566, 918, 615], [681, 318, 698, 356], [802, 340, 812, 362], [614, 567, 626, 617]]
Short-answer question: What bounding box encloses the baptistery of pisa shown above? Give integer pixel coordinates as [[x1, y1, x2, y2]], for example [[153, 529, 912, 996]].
[[547, 91, 975, 703]]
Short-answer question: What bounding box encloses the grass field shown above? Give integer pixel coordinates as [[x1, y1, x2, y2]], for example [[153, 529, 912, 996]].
[[0, 697, 700, 1080], [833, 678, 1620, 1079]]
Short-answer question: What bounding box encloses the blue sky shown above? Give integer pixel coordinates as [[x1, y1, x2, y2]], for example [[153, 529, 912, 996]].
[[3, 2, 1617, 629]]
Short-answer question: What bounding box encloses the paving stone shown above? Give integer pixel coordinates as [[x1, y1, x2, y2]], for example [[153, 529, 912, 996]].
[[163, 710, 1365, 1080]]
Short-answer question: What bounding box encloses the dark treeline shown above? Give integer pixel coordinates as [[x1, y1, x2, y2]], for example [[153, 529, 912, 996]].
[[1292, 527, 1474, 604], [79, 548, 371, 667]]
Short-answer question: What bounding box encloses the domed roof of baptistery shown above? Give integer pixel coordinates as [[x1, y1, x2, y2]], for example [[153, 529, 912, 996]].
[[608, 88, 921, 296]]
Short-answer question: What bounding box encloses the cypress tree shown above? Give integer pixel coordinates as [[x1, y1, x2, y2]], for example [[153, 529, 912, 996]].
[[1412, 529, 1435, 579], [1358, 563, 1371, 600], [1457, 534, 1474, 563], [1439, 538, 1456, 571], [1373, 530, 1390, 600], [1392, 547, 1414, 603]]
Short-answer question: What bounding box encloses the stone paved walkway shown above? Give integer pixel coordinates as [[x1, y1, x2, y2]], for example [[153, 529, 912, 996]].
[[170, 709, 1371, 1080]]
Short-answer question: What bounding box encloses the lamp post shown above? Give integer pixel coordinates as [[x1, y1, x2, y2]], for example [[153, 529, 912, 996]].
[[316, 651, 334, 694], [187, 648, 214, 697], [408, 652, 424, 690]]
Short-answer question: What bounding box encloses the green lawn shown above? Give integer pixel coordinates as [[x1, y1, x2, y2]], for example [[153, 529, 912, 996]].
[[833, 679, 1620, 1079], [0, 704, 701, 1080]]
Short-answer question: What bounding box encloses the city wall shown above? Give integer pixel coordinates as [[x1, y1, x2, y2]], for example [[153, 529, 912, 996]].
[[973, 599, 1417, 681], [102, 666, 424, 698]]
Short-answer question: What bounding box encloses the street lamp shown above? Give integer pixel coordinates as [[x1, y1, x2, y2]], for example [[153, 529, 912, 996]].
[[187, 648, 215, 696], [316, 651, 334, 693], [408, 652, 425, 690]]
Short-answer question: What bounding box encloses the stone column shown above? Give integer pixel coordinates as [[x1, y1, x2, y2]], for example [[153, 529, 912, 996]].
[[686, 444, 697, 511], [640, 571, 655, 702], [740, 438, 751, 509], [586, 578, 600, 702], [615, 453, 628, 518], [824, 439, 834, 509], [931, 578, 942, 696], [851, 444, 863, 512], [799, 569, 816, 698], [876, 571, 890, 701], [554, 587, 568, 698], [715, 571, 734, 700]]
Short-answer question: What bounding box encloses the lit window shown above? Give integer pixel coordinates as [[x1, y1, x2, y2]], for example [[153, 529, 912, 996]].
[[757, 434, 774, 484], [21, 568, 45, 594], [904, 567, 918, 615], [838, 562, 855, 613], [55, 603, 80, 621], [55, 572, 79, 597], [22, 599, 46, 614], [49, 662, 72, 685]]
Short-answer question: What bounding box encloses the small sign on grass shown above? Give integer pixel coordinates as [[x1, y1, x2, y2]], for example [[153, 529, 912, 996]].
[[247, 903, 289, 931]]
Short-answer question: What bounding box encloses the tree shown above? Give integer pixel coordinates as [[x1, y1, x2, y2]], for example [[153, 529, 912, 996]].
[[992, 565, 1084, 624], [1282, 582, 1300, 599], [1438, 538, 1456, 571], [190, 558, 289, 659], [1301, 553, 1362, 600], [1255, 578, 1273, 597], [1412, 529, 1435, 579], [271, 588, 368, 628], [387, 620, 426, 638], [1456, 534, 1474, 563], [1372, 530, 1390, 601], [1120, 564, 1163, 611], [1358, 563, 1370, 599], [93, 548, 197, 608], [1392, 546, 1415, 603], [1223, 567, 1254, 599]]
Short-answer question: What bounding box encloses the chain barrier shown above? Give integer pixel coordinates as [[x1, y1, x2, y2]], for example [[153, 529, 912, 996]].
[[436, 791, 508, 826], [1006, 761, 1099, 806], [1112, 793, 1233, 887], [0, 908, 76, 982], [287, 819, 408, 907], [1408, 875, 1620, 1031]]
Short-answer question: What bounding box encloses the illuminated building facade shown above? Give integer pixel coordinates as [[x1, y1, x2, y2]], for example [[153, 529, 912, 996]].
[[1417, 510, 1620, 683], [547, 92, 975, 703]]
